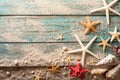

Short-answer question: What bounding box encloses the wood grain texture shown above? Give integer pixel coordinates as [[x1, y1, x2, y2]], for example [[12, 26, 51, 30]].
[[0, 0, 119, 15], [0, 16, 120, 42], [0, 42, 119, 66]]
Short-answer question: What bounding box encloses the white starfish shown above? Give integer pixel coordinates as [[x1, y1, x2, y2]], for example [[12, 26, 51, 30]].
[[90, 0, 120, 24], [66, 34, 99, 66], [108, 26, 120, 42]]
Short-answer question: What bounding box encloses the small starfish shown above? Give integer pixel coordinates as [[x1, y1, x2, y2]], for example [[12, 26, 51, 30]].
[[97, 36, 112, 51], [68, 63, 88, 79], [89, 58, 97, 64], [48, 65, 59, 74], [91, 0, 120, 24], [108, 26, 120, 42], [80, 16, 100, 35], [57, 34, 64, 40], [34, 69, 43, 80], [66, 34, 99, 66], [65, 55, 74, 63]]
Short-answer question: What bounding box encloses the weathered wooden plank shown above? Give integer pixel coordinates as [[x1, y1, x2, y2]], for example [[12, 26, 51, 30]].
[[0, 0, 119, 15], [0, 16, 120, 42], [0, 42, 119, 67]]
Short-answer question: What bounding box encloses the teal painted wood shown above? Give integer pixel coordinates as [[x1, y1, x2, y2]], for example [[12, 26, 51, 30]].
[[0, 16, 120, 42], [0, 42, 119, 66], [0, 0, 119, 15]]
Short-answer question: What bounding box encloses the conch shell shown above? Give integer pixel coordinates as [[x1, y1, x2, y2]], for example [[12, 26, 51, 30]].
[[91, 68, 107, 75], [96, 54, 119, 66], [106, 64, 120, 79]]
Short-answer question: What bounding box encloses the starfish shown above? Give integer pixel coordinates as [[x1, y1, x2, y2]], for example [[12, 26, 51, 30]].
[[80, 16, 100, 35], [108, 26, 120, 42], [97, 36, 112, 51], [90, 0, 120, 24], [57, 34, 64, 40], [68, 63, 88, 79], [48, 65, 59, 74], [66, 34, 99, 66], [89, 58, 97, 64], [34, 69, 43, 80], [65, 55, 74, 64]]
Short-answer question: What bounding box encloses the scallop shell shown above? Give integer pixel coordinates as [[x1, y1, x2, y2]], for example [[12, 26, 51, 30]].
[[106, 64, 120, 79], [91, 68, 107, 75], [96, 54, 119, 66]]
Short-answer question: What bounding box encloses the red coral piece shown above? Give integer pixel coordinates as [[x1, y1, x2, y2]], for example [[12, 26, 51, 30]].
[[68, 63, 88, 79]]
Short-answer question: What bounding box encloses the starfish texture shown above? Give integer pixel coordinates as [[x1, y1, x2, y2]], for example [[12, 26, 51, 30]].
[[66, 34, 99, 66], [68, 63, 88, 79], [97, 36, 112, 51], [108, 27, 120, 42], [57, 34, 64, 40], [91, 0, 120, 24], [48, 65, 59, 74], [80, 16, 100, 35]]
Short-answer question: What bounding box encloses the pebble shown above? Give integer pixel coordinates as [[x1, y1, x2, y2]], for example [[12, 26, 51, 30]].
[[6, 71, 11, 76], [24, 61, 28, 64], [63, 47, 68, 52], [31, 70, 35, 74], [14, 60, 19, 66]]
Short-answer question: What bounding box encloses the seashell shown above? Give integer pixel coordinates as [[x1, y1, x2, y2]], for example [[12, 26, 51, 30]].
[[96, 54, 119, 66], [106, 64, 120, 79], [91, 68, 107, 75]]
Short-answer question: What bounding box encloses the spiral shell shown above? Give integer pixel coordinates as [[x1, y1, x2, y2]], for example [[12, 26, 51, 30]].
[[106, 64, 120, 79], [91, 68, 107, 75], [96, 54, 119, 66]]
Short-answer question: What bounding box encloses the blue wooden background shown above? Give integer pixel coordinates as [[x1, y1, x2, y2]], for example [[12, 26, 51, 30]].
[[0, 0, 120, 80]]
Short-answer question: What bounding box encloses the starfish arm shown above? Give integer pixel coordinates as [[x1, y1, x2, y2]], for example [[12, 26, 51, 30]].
[[90, 7, 106, 13], [86, 36, 97, 49], [109, 8, 120, 16], [103, 44, 106, 51], [108, 32, 114, 35], [66, 49, 83, 54], [86, 16, 92, 23], [115, 26, 117, 33], [106, 43, 112, 47], [74, 34, 84, 47], [108, 0, 118, 7], [92, 21, 100, 26], [106, 37, 110, 42], [91, 27, 97, 32], [84, 28, 90, 35], [106, 8, 110, 24], [100, 36, 104, 41], [81, 51, 86, 67], [97, 43, 103, 46], [80, 21, 87, 27], [86, 50, 99, 59], [102, 0, 107, 6], [110, 36, 115, 42]]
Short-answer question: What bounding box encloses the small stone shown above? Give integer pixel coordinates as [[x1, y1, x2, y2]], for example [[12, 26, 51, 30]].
[[62, 72, 67, 76], [63, 67, 67, 70], [14, 60, 19, 66], [63, 47, 68, 52], [11, 76, 15, 79], [48, 60, 52, 63], [93, 75, 97, 79], [6, 71, 11, 76], [31, 71, 35, 74], [24, 61, 28, 64]]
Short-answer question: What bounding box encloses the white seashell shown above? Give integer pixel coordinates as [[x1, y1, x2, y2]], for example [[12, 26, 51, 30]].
[[96, 54, 119, 66], [106, 64, 120, 79], [91, 68, 107, 75]]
